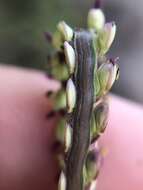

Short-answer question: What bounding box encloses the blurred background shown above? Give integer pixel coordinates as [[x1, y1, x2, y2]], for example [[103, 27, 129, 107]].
[[0, 0, 142, 103]]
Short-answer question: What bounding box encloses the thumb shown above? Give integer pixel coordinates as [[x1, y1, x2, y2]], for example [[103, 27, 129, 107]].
[[97, 96, 143, 190], [0, 65, 60, 190]]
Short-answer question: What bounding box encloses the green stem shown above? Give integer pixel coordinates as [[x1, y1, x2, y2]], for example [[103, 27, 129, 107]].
[[66, 31, 97, 190]]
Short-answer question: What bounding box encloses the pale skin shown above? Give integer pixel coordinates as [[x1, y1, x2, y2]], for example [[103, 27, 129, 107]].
[[0, 65, 143, 190]]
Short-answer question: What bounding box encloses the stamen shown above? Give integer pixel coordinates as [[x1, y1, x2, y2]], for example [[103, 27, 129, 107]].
[[109, 57, 119, 65], [57, 52, 65, 63], [46, 110, 56, 118], [61, 81, 67, 89], [44, 31, 52, 43], [46, 91, 53, 97], [51, 140, 64, 153], [59, 109, 67, 116], [94, 0, 101, 9]]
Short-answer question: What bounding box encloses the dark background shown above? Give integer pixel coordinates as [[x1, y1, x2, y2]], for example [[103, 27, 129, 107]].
[[0, 0, 143, 103]]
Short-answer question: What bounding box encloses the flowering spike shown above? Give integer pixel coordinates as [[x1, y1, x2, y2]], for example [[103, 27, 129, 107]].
[[56, 119, 66, 144], [65, 124, 72, 152], [105, 22, 116, 50], [98, 22, 117, 55], [90, 113, 99, 143], [58, 172, 66, 190], [89, 180, 97, 190], [84, 148, 102, 187], [94, 72, 101, 97], [44, 31, 52, 43], [66, 79, 76, 113], [51, 64, 69, 81], [86, 151, 99, 179], [54, 90, 66, 111], [64, 41, 75, 74], [57, 21, 73, 42], [94, 102, 109, 133], [48, 2, 119, 190], [52, 31, 63, 49], [87, 8, 105, 31], [97, 61, 119, 95]]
